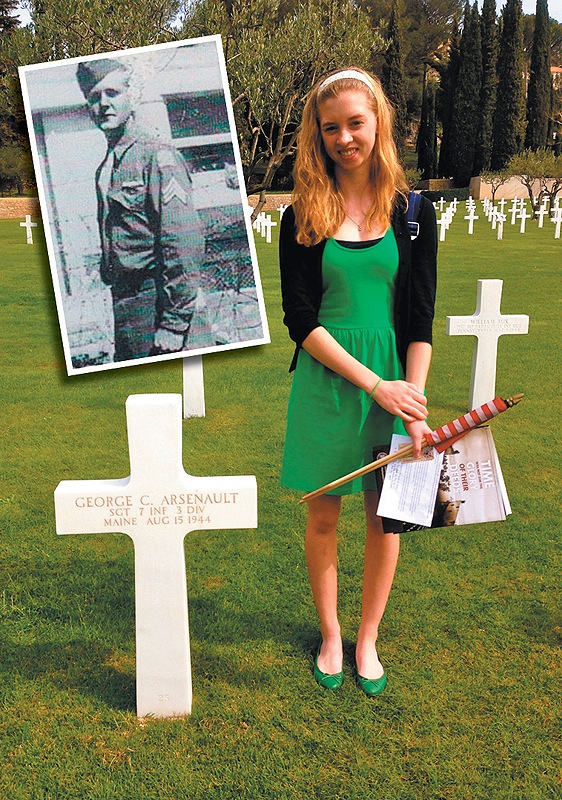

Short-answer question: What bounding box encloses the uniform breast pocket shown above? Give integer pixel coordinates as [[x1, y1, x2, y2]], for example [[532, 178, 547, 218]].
[[108, 181, 145, 213]]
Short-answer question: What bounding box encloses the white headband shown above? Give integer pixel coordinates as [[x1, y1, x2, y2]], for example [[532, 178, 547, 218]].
[[318, 69, 374, 95]]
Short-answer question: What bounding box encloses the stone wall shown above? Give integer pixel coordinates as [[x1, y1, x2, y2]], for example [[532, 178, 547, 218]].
[[0, 197, 42, 219], [247, 193, 291, 210], [469, 176, 559, 201]]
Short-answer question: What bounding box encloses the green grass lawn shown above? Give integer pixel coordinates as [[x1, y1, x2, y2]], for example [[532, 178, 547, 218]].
[[1, 207, 560, 799]]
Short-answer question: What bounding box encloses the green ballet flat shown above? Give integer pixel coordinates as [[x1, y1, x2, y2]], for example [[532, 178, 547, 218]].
[[356, 670, 387, 697], [313, 648, 344, 691]]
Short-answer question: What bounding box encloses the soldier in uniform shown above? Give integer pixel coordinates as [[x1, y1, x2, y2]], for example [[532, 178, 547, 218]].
[[76, 58, 205, 362]]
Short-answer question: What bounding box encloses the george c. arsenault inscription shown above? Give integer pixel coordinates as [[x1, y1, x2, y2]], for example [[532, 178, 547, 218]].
[[75, 491, 242, 528]]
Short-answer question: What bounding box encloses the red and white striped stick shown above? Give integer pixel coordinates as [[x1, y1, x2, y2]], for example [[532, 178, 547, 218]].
[[299, 393, 523, 504], [427, 395, 514, 452]]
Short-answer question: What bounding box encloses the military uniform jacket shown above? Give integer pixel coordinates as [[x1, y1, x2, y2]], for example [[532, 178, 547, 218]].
[[97, 122, 205, 334], [279, 194, 437, 372]]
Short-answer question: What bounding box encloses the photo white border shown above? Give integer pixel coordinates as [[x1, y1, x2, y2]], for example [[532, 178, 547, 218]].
[[19, 34, 270, 376]]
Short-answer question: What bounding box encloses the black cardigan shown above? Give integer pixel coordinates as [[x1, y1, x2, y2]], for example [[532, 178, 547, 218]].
[[279, 194, 437, 373]]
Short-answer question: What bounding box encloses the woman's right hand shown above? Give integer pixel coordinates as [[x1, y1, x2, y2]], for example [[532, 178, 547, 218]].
[[372, 379, 428, 423]]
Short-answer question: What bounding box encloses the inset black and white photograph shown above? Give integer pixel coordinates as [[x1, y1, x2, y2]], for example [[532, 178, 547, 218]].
[[19, 35, 269, 375]]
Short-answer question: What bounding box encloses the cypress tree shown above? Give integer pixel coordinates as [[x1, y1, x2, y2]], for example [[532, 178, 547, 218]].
[[0, 0, 21, 149], [491, 0, 526, 169], [450, 2, 482, 186], [473, 0, 498, 174], [417, 78, 438, 180], [525, 0, 552, 150], [438, 16, 462, 177], [382, 0, 408, 158]]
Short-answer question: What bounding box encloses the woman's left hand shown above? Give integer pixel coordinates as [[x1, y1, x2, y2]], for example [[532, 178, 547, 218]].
[[404, 419, 433, 459]]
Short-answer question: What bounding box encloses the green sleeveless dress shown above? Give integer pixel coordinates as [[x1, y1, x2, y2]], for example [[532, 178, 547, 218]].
[[280, 229, 406, 495]]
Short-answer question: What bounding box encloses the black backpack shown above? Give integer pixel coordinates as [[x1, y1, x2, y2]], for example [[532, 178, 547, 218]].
[[407, 191, 422, 240]]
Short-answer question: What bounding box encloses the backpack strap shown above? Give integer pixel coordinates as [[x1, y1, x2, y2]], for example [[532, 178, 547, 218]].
[[407, 191, 422, 240]]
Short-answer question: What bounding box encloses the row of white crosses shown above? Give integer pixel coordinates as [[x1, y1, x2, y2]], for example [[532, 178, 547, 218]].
[[252, 211, 277, 243], [250, 196, 561, 245], [477, 196, 560, 239], [435, 198, 459, 241], [480, 197, 509, 238], [537, 196, 562, 239], [434, 194, 562, 241], [247, 203, 288, 244], [462, 197, 510, 238]]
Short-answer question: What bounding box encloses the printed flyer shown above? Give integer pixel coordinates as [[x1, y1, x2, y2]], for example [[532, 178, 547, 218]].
[[375, 427, 511, 532]]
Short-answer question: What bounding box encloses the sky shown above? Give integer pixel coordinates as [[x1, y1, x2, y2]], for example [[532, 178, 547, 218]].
[[14, 0, 562, 27], [500, 0, 562, 21]]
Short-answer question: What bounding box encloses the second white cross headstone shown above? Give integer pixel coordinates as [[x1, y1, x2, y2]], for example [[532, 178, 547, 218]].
[[446, 279, 529, 409]]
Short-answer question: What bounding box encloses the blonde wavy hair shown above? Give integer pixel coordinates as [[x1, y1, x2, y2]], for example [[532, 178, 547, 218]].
[[292, 67, 408, 246]]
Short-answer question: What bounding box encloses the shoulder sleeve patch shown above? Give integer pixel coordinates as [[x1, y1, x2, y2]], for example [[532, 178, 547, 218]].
[[156, 147, 181, 170]]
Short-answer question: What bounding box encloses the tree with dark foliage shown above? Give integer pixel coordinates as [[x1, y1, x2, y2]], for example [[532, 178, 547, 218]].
[[525, 0, 552, 151], [438, 15, 461, 177], [382, 0, 408, 158], [417, 76, 438, 179], [491, 0, 526, 169], [450, 2, 482, 185], [0, 0, 19, 34], [473, 0, 498, 174]]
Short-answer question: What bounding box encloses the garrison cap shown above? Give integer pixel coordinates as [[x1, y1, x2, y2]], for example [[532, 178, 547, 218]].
[[76, 58, 130, 97]]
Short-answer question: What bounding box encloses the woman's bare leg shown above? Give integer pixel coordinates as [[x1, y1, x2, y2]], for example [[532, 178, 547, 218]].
[[355, 490, 400, 679], [305, 494, 343, 674]]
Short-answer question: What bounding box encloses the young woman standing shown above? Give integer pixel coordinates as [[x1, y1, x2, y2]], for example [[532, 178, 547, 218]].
[[279, 68, 437, 695]]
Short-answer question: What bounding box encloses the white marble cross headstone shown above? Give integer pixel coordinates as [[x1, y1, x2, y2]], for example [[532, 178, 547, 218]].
[[252, 211, 266, 235], [510, 198, 521, 225], [260, 214, 277, 244], [496, 212, 506, 240], [20, 214, 37, 244], [436, 215, 448, 241], [536, 204, 549, 228], [551, 205, 562, 239], [446, 279, 529, 409], [183, 356, 205, 418], [464, 207, 479, 234], [54, 394, 257, 718], [518, 204, 531, 233]]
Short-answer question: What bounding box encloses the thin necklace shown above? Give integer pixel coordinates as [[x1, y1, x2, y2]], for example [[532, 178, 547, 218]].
[[345, 210, 368, 232]]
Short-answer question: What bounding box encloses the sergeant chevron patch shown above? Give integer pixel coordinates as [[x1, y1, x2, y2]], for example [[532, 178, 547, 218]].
[[162, 177, 190, 205]]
